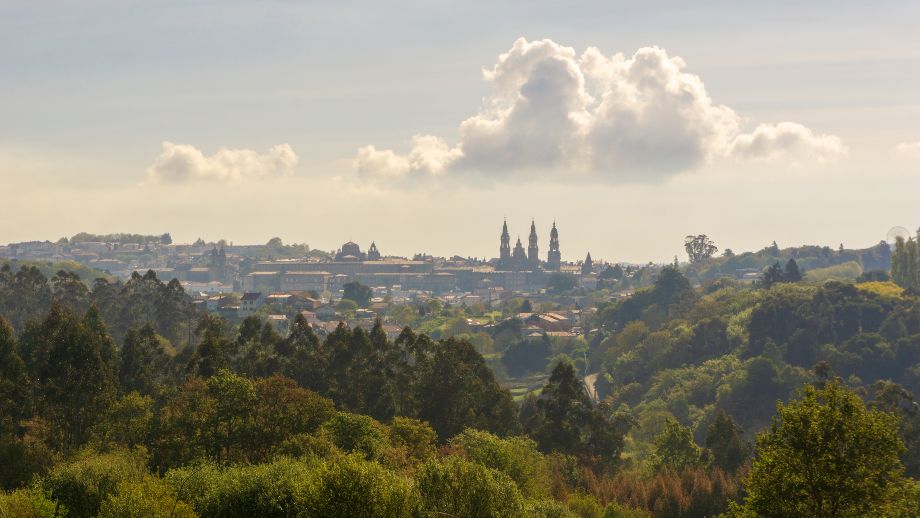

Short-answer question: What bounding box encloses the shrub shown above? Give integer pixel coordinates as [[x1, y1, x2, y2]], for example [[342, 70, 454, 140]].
[[309, 454, 418, 518], [98, 478, 196, 518], [41, 449, 149, 518], [450, 428, 550, 498], [320, 412, 389, 460], [166, 457, 316, 518], [416, 456, 524, 517], [0, 488, 58, 518]]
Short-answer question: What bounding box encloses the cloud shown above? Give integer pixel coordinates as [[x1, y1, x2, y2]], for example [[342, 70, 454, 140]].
[[730, 122, 847, 163], [355, 38, 844, 182], [894, 140, 920, 158], [146, 141, 298, 183]]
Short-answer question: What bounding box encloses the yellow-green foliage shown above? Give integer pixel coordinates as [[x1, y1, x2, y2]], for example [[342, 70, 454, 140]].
[[41, 448, 150, 518], [415, 456, 524, 517], [165, 457, 320, 518], [312, 454, 418, 518], [857, 281, 905, 299], [0, 488, 58, 518], [804, 261, 863, 282], [98, 478, 196, 518], [449, 428, 550, 499], [567, 492, 604, 518]]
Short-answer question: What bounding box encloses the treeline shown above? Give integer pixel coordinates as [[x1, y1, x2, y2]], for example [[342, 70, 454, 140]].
[[3, 263, 920, 516], [0, 265, 193, 343]]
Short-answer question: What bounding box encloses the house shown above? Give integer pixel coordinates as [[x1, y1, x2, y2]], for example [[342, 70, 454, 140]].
[[315, 305, 338, 321], [265, 293, 295, 307], [239, 292, 264, 317]]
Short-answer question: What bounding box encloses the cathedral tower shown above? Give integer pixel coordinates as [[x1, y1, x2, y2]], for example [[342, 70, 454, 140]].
[[512, 236, 527, 270], [499, 219, 511, 266], [547, 221, 561, 271], [528, 219, 539, 269]]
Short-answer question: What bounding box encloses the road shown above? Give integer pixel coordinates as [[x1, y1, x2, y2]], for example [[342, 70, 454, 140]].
[[584, 373, 599, 403]]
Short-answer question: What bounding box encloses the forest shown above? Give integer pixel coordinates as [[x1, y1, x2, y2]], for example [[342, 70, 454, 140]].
[[3, 248, 920, 517]]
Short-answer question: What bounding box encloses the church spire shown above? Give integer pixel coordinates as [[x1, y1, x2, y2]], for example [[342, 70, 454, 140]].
[[547, 220, 561, 271], [499, 218, 511, 264], [527, 219, 539, 268]]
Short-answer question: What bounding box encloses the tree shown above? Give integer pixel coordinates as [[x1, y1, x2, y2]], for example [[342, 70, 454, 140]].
[[19, 304, 117, 451], [342, 282, 372, 307], [684, 235, 718, 264], [704, 410, 749, 473], [0, 318, 28, 429], [417, 338, 520, 440], [187, 314, 230, 378], [761, 261, 784, 288], [784, 258, 803, 282], [160, 232, 173, 245], [735, 382, 910, 517], [520, 299, 533, 313], [654, 419, 701, 472], [525, 361, 627, 464], [547, 273, 577, 294], [119, 324, 168, 395]]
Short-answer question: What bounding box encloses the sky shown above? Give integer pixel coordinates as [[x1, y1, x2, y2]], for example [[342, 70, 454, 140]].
[[1, 0, 919, 263]]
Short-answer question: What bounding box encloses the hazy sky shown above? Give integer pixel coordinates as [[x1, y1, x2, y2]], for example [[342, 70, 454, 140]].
[[2, 0, 919, 263]]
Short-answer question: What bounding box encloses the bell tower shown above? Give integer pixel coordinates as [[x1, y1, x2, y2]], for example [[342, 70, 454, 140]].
[[547, 221, 561, 270]]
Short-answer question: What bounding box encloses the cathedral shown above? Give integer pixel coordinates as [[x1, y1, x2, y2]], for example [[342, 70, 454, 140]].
[[497, 219, 561, 271]]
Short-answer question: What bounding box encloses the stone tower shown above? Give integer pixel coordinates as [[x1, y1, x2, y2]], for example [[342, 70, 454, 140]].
[[547, 221, 561, 270], [499, 219, 511, 266], [527, 219, 539, 269], [367, 241, 380, 261], [512, 237, 527, 270], [581, 252, 593, 275]]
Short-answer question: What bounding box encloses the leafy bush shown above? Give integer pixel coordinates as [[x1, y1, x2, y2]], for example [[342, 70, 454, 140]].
[[0, 488, 58, 518], [450, 428, 550, 498], [310, 454, 418, 518], [416, 456, 524, 517], [41, 449, 149, 518], [166, 457, 316, 518]]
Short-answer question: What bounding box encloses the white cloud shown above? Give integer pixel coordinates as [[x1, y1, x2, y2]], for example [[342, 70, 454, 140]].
[[146, 141, 298, 183], [355, 38, 844, 182], [894, 140, 920, 158], [730, 122, 846, 163]]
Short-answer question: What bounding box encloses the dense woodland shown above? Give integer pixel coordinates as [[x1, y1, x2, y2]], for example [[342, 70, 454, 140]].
[[3, 241, 920, 516]]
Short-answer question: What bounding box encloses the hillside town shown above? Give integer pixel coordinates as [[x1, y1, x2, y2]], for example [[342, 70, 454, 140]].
[[0, 221, 616, 340]]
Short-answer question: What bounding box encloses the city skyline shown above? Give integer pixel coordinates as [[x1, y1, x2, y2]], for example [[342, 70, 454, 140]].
[[2, 1, 918, 262]]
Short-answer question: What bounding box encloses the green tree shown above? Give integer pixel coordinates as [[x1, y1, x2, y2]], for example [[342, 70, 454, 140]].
[[187, 314, 230, 378], [784, 258, 803, 282], [416, 338, 520, 440], [0, 318, 28, 429], [654, 419, 701, 472], [704, 410, 749, 473], [119, 324, 167, 395], [736, 382, 910, 517], [761, 262, 785, 288], [343, 282, 373, 307], [684, 234, 718, 264], [19, 304, 117, 451], [525, 362, 627, 465]]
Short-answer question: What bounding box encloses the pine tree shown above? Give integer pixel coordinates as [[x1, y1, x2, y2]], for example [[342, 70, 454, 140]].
[[784, 258, 803, 282], [705, 410, 749, 472]]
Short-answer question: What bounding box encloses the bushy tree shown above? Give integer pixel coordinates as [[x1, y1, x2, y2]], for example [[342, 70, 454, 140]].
[[684, 235, 718, 264], [653, 419, 701, 472], [735, 382, 910, 517]]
